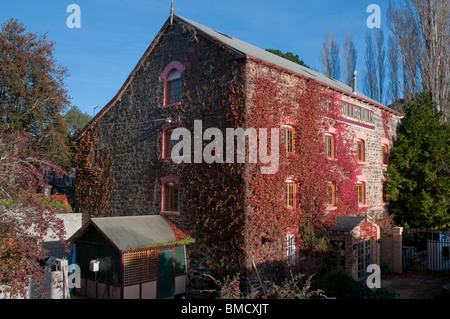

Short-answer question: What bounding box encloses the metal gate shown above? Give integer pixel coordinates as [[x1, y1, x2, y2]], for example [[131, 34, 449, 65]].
[[402, 229, 450, 272]]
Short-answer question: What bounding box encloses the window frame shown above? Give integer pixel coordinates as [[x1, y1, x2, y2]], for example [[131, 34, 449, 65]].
[[381, 144, 389, 166], [357, 139, 365, 163], [286, 234, 296, 266], [285, 181, 296, 209], [325, 133, 335, 159], [161, 175, 180, 215], [167, 71, 181, 105], [282, 125, 295, 154], [93, 148, 103, 166], [327, 182, 336, 207], [357, 182, 366, 205], [161, 61, 185, 108], [162, 122, 181, 160]]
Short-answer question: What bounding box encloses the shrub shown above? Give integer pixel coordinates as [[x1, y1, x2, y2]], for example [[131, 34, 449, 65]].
[[205, 272, 332, 299], [311, 269, 397, 299]]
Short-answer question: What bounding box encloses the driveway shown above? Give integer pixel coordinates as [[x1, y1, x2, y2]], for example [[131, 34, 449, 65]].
[[381, 272, 450, 299]]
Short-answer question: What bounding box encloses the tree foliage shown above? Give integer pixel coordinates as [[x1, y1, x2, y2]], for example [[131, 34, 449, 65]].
[[386, 92, 450, 229], [387, 0, 449, 120], [65, 105, 92, 138], [0, 19, 70, 298], [0, 132, 66, 298], [320, 30, 341, 81], [0, 19, 71, 167], [265, 49, 311, 69]]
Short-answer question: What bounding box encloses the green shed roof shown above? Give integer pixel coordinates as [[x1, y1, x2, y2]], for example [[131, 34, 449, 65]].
[[68, 215, 190, 252]]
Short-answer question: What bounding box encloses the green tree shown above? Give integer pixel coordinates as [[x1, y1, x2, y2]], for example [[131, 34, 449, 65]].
[[265, 48, 311, 69], [65, 105, 92, 138], [386, 92, 450, 229], [0, 19, 71, 167]]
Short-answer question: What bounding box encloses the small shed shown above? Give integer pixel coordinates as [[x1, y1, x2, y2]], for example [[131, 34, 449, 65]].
[[330, 216, 380, 280], [68, 215, 194, 299]]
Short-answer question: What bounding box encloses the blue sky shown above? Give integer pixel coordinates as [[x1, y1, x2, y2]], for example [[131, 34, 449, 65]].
[[1, 0, 394, 116]]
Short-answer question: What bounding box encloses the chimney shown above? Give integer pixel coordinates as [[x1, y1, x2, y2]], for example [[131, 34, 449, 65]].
[[352, 70, 358, 94]]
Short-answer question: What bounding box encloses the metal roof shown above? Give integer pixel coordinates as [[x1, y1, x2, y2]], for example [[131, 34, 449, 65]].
[[331, 216, 366, 232], [90, 215, 177, 251], [175, 15, 382, 106]]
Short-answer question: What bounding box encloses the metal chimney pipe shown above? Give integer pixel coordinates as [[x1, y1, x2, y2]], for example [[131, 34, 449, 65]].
[[352, 70, 358, 94]]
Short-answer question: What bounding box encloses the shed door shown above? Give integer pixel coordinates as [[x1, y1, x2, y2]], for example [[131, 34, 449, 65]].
[[158, 249, 175, 298]]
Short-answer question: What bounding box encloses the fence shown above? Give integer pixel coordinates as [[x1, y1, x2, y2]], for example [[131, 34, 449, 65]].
[[402, 229, 450, 272]]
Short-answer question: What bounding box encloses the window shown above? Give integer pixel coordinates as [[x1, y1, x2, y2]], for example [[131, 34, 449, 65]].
[[286, 234, 296, 266], [93, 148, 102, 166], [164, 182, 178, 211], [161, 61, 185, 108], [167, 70, 181, 104], [327, 182, 336, 206], [161, 175, 180, 214], [285, 181, 296, 209], [357, 140, 365, 162], [357, 182, 366, 205], [325, 134, 335, 159], [382, 183, 389, 203], [382, 144, 389, 165], [163, 127, 181, 159], [283, 126, 295, 154]]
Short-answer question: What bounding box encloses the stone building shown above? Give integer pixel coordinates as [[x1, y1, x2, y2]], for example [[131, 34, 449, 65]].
[[74, 14, 403, 293]]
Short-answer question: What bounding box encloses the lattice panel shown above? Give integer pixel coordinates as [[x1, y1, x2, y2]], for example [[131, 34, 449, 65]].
[[175, 246, 186, 275], [123, 249, 158, 286]]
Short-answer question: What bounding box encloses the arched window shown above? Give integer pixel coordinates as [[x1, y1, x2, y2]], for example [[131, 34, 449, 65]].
[[325, 133, 335, 159], [357, 182, 366, 205], [282, 125, 295, 154], [161, 61, 185, 108], [357, 139, 365, 163], [162, 122, 181, 160], [161, 175, 180, 214], [167, 70, 181, 104], [327, 182, 336, 206], [285, 180, 296, 209]]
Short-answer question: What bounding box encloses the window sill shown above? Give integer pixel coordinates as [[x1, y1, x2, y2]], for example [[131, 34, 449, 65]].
[[162, 101, 181, 109], [327, 157, 338, 162], [160, 210, 180, 216], [326, 206, 337, 211], [381, 164, 388, 168], [358, 204, 369, 209], [357, 161, 367, 165]]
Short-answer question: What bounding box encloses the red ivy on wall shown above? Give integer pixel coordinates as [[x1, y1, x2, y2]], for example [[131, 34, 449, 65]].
[[243, 74, 361, 265], [381, 111, 392, 140]]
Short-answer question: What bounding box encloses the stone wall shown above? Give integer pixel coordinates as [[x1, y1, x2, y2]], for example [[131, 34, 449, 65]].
[[43, 213, 82, 259], [75, 16, 402, 293], [380, 226, 403, 273]]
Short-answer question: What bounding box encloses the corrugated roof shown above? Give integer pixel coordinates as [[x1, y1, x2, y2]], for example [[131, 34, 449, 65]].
[[91, 215, 177, 251], [331, 216, 366, 232], [74, 14, 402, 141], [175, 15, 383, 107]]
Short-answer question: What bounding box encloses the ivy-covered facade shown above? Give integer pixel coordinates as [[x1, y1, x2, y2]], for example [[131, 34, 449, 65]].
[[74, 14, 402, 294]]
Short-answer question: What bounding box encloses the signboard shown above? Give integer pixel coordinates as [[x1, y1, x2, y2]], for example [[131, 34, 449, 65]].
[[332, 99, 375, 130]]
